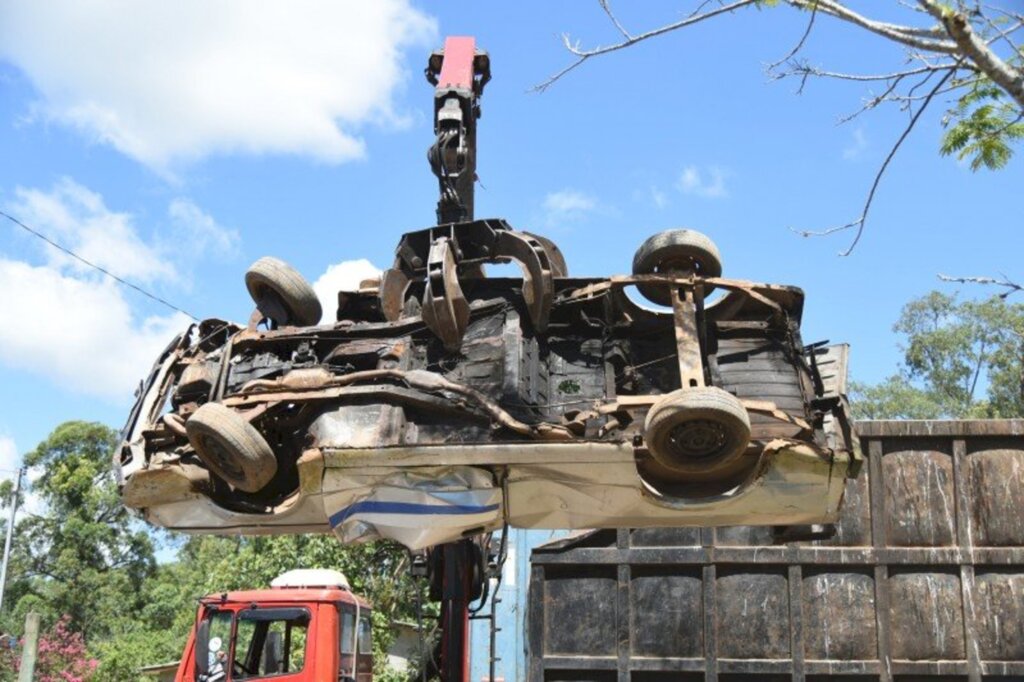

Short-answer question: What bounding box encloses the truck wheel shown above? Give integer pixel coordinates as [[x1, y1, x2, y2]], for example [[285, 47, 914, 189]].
[[245, 256, 322, 327], [644, 387, 750, 474], [186, 403, 277, 492], [632, 229, 722, 305]]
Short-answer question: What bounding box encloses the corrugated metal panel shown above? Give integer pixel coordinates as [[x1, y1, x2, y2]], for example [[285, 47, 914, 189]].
[[527, 419, 1024, 682]]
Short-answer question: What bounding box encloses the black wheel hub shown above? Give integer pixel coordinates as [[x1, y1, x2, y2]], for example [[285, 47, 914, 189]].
[[254, 286, 292, 325], [198, 434, 245, 479], [656, 256, 699, 275], [667, 419, 728, 460]]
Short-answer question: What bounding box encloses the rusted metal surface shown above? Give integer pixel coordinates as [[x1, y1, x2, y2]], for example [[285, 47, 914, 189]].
[[671, 287, 704, 389], [420, 236, 469, 351], [116, 217, 857, 541], [528, 419, 1024, 681]]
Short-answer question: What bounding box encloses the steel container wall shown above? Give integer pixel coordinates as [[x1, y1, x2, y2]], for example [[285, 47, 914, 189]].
[[528, 419, 1024, 682]]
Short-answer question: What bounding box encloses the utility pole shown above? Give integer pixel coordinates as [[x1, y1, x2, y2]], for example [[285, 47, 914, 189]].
[[0, 467, 24, 616], [17, 611, 39, 682]]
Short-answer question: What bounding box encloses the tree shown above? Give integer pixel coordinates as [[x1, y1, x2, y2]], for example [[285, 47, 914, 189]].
[[851, 290, 1024, 418], [0, 422, 155, 640], [92, 534, 428, 680], [0, 615, 99, 682], [539, 1, 1024, 254]]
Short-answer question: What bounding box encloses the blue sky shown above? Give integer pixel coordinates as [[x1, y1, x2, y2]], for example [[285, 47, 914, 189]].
[[0, 1, 1021, 476]]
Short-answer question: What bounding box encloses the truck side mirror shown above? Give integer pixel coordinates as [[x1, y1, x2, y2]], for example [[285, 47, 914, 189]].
[[195, 618, 210, 677]]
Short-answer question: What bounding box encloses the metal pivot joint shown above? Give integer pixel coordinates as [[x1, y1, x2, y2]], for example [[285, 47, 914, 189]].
[[379, 219, 560, 351]]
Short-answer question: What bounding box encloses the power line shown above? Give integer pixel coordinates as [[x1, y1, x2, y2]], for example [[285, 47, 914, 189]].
[[0, 209, 199, 321]]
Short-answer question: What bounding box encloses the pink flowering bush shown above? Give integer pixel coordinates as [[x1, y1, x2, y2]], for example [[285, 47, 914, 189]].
[[0, 616, 98, 682]]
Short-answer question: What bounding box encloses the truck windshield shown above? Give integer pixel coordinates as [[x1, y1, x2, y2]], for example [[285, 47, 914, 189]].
[[199, 606, 311, 680], [200, 610, 233, 682], [234, 607, 310, 679]]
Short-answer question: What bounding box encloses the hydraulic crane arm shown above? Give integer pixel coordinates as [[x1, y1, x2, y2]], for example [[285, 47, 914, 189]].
[[426, 36, 491, 224]]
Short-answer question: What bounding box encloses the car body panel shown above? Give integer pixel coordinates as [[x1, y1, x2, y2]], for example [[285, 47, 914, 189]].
[[117, 221, 858, 548]]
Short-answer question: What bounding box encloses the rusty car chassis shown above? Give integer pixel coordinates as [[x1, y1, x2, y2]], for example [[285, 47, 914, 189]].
[[117, 219, 858, 547]]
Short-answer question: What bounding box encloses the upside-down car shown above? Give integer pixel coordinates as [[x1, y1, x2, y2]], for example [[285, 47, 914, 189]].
[[117, 220, 858, 550]]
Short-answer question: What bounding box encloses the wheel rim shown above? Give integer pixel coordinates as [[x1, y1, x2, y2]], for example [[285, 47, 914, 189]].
[[667, 419, 729, 460], [656, 254, 701, 275], [253, 284, 291, 324], [196, 433, 245, 480]]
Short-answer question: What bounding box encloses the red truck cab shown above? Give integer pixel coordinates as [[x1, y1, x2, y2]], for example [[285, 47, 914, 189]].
[[176, 569, 373, 682]]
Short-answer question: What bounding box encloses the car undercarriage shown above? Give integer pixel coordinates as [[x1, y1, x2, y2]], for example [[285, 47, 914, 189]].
[[118, 218, 858, 549]]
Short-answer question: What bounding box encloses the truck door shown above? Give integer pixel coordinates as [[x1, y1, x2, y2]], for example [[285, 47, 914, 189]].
[[338, 604, 373, 682], [339, 605, 356, 681], [355, 612, 372, 682]]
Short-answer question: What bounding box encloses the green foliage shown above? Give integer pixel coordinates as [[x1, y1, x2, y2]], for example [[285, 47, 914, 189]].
[[941, 76, 1024, 171], [1, 422, 431, 679], [0, 479, 14, 507], [850, 376, 946, 420], [1, 422, 155, 640], [852, 291, 1024, 419], [91, 628, 181, 682]]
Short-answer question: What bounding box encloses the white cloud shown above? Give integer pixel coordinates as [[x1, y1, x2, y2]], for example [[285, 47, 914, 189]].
[[631, 185, 669, 209], [0, 1, 437, 171], [0, 258, 190, 400], [678, 166, 729, 199], [12, 179, 177, 283], [9, 178, 237, 282], [543, 190, 596, 214], [312, 259, 382, 324], [0, 436, 17, 474], [843, 128, 868, 160], [168, 198, 239, 256], [0, 179, 214, 400], [542, 189, 598, 226]]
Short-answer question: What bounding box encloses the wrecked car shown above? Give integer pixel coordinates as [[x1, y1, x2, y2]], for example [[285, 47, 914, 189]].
[[117, 219, 858, 550]]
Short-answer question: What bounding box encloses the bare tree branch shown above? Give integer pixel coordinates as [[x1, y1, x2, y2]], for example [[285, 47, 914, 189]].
[[533, 0, 764, 92], [776, 61, 958, 84], [833, 70, 937, 123], [539, 1, 1022, 254], [919, 0, 1024, 107], [772, 60, 968, 121], [981, 14, 1024, 53], [938, 273, 1023, 298], [887, 77, 982, 106], [767, 0, 821, 71], [789, 0, 956, 51], [981, 3, 1024, 25], [792, 67, 956, 255], [599, 0, 633, 40]]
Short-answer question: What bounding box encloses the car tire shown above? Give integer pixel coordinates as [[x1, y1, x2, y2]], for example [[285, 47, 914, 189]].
[[644, 387, 750, 474], [245, 256, 322, 327], [186, 403, 277, 492], [632, 229, 722, 305]]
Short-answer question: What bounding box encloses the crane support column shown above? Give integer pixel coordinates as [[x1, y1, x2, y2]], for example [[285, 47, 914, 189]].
[[426, 36, 491, 224]]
